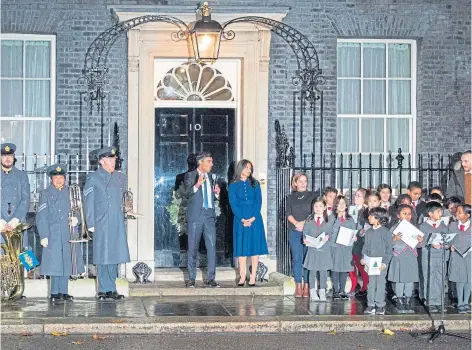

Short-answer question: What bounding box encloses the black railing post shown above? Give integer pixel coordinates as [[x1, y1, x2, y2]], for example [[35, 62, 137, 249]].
[[358, 153, 362, 189], [330, 152, 335, 188], [379, 153, 383, 185], [396, 148, 404, 194], [339, 153, 344, 195], [388, 151, 392, 187], [349, 154, 353, 203], [368, 153, 373, 190]]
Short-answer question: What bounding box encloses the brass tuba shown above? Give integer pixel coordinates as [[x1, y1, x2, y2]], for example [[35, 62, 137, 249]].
[[69, 183, 90, 241], [122, 188, 137, 220], [0, 224, 29, 301]]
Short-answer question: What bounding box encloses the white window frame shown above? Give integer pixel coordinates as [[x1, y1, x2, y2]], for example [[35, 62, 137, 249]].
[[0, 33, 56, 162], [336, 38, 417, 161]]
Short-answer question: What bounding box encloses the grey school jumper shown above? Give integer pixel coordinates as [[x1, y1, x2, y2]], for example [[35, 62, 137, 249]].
[[388, 222, 420, 283], [419, 221, 449, 307], [448, 221, 472, 283], [303, 216, 334, 271], [331, 216, 357, 272], [362, 226, 393, 308]]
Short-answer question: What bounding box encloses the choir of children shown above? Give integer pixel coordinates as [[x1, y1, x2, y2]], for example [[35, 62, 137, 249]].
[[297, 183, 471, 315]]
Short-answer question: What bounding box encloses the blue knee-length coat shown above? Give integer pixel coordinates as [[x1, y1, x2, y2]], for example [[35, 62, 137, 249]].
[[84, 168, 130, 265], [229, 179, 268, 257], [36, 185, 73, 277]]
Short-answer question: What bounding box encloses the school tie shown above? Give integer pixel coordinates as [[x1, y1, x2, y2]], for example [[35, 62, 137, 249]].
[[328, 207, 332, 211], [432, 223, 437, 228], [340, 217, 345, 223], [202, 176, 209, 209], [460, 224, 465, 232], [412, 202, 416, 208], [316, 217, 321, 226]]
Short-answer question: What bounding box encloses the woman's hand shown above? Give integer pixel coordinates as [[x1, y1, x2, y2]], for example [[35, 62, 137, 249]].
[[432, 243, 441, 249], [380, 263, 387, 271], [295, 221, 304, 232], [417, 235, 424, 243], [450, 245, 455, 252], [393, 233, 402, 241], [323, 235, 329, 242], [241, 219, 252, 227], [360, 259, 365, 265]]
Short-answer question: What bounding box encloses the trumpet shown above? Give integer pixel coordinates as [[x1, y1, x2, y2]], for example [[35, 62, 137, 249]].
[[69, 183, 90, 241], [123, 188, 142, 220]]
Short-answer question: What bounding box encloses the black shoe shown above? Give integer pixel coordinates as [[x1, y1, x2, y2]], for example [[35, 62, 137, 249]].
[[340, 292, 349, 300], [332, 292, 341, 300], [97, 292, 106, 301], [106, 291, 125, 300], [187, 279, 196, 288], [50, 294, 61, 302], [206, 280, 220, 288], [62, 294, 74, 301], [356, 290, 367, 297], [375, 307, 385, 315], [396, 298, 405, 314], [237, 280, 246, 287], [247, 281, 256, 287]]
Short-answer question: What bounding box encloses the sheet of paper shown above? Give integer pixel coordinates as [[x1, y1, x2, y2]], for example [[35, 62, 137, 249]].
[[393, 219, 424, 249], [304, 232, 327, 249], [427, 233, 456, 245], [363, 254, 382, 276], [336, 226, 357, 246]]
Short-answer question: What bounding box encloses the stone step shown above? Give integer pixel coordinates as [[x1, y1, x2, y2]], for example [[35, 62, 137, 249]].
[[152, 267, 238, 282], [129, 281, 283, 296]]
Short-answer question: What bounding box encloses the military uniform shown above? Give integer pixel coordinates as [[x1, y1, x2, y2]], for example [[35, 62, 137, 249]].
[[84, 146, 130, 300], [0, 143, 30, 247], [36, 165, 74, 301]]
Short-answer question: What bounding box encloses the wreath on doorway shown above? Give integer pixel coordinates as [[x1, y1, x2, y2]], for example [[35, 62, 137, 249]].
[[166, 183, 221, 236]]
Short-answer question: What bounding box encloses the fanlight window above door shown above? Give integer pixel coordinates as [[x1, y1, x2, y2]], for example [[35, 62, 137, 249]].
[[155, 62, 234, 102]]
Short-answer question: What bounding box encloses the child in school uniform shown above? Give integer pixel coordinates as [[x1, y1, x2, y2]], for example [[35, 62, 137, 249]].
[[407, 181, 426, 224], [377, 184, 392, 210], [389, 204, 423, 313], [419, 201, 449, 313], [303, 197, 333, 302], [448, 204, 472, 314], [348, 188, 368, 295], [388, 194, 412, 228], [331, 195, 358, 299], [445, 196, 462, 221], [354, 191, 381, 297], [361, 207, 393, 315], [323, 187, 338, 217]]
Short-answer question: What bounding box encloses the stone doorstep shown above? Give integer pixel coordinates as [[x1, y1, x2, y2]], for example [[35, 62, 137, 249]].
[[1, 317, 470, 334], [23, 279, 129, 298], [152, 267, 239, 282]]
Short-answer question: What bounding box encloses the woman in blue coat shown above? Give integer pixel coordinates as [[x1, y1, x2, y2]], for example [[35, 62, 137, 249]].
[[229, 160, 268, 286]]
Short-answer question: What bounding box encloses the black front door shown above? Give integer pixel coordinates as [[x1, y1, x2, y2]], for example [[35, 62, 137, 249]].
[[154, 108, 235, 268]]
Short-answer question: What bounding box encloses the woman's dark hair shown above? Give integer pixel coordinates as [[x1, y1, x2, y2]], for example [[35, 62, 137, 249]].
[[232, 159, 257, 187], [368, 207, 390, 226], [460, 204, 471, 217], [333, 195, 351, 220], [394, 193, 412, 207], [396, 204, 413, 216], [306, 196, 328, 223], [377, 183, 392, 194]]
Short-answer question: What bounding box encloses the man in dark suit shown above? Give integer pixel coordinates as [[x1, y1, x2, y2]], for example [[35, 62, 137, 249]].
[[184, 151, 220, 288]]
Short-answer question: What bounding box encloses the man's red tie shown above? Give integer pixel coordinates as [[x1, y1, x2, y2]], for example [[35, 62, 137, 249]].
[[460, 224, 465, 232], [328, 207, 332, 211], [432, 223, 437, 228], [412, 202, 416, 208], [316, 217, 321, 226], [340, 217, 345, 223]]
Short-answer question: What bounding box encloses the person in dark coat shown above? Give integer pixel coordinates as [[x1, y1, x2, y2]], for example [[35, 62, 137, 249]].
[[446, 151, 471, 205], [36, 164, 75, 302], [1, 143, 30, 248], [84, 146, 130, 300], [183, 151, 221, 288], [229, 159, 268, 287]]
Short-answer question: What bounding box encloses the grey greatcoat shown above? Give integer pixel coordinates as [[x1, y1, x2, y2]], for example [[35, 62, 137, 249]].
[[331, 216, 357, 272], [303, 216, 334, 271], [445, 162, 465, 203], [448, 221, 472, 283], [36, 186, 72, 277], [1, 167, 30, 222], [387, 222, 420, 283], [84, 167, 130, 265]]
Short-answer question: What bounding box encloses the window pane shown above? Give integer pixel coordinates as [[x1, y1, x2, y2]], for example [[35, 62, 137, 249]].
[[337, 43, 361, 77], [387, 118, 409, 153], [363, 80, 386, 114], [25, 41, 50, 78], [25, 80, 50, 117], [1, 40, 23, 78], [0, 120, 24, 155], [337, 79, 360, 114], [1, 80, 23, 116], [363, 43, 386, 78], [360, 118, 384, 153], [389, 80, 411, 114], [388, 44, 411, 78], [25, 120, 50, 155], [336, 118, 358, 153]]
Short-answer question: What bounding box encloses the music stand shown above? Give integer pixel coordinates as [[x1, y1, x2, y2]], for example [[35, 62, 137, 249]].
[[411, 232, 471, 343]]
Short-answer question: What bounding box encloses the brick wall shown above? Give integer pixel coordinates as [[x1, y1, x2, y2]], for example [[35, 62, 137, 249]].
[[2, 0, 470, 259]]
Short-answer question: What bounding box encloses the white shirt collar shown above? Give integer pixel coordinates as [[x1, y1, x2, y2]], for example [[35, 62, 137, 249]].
[[458, 220, 471, 230], [426, 219, 441, 227]]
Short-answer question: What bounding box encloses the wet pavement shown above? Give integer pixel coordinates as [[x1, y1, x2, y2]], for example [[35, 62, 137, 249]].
[[0, 293, 466, 319]]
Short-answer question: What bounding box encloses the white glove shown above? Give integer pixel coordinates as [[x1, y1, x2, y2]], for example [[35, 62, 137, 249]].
[[8, 218, 19, 229], [40, 238, 48, 248], [0, 219, 6, 232], [69, 217, 79, 227], [88, 227, 95, 233]]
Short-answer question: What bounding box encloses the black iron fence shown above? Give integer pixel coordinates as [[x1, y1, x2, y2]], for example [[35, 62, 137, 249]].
[[275, 148, 458, 276]]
